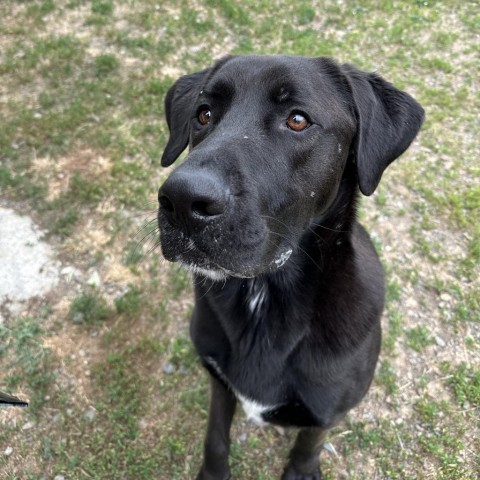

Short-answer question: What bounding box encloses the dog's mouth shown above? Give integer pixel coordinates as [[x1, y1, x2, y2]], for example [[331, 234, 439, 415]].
[[177, 247, 293, 281], [158, 215, 294, 280]]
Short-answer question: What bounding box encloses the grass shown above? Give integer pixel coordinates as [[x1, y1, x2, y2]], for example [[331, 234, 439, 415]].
[[0, 0, 478, 479], [0, 315, 56, 415], [69, 291, 112, 325]]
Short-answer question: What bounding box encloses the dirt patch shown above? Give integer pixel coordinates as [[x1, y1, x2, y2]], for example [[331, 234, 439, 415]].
[[31, 149, 111, 201]]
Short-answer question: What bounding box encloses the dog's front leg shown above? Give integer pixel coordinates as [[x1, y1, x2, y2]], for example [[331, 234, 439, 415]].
[[196, 374, 237, 480], [281, 427, 328, 480]]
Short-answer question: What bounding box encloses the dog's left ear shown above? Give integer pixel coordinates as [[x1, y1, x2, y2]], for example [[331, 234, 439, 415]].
[[161, 68, 210, 167], [342, 64, 425, 196]]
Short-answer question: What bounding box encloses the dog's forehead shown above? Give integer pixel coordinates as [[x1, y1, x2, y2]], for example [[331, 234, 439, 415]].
[[202, 55, 343, 111], [206, 55, 335, 98]]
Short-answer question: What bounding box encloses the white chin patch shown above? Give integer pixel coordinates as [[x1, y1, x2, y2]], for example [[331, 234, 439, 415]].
[[274, 248, 293, 268], [179, 262, 227, 281]]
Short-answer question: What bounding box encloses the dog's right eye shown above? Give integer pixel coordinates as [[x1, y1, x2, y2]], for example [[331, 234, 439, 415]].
[[198, 109, 211, 126], [286, 113, 309, 132]]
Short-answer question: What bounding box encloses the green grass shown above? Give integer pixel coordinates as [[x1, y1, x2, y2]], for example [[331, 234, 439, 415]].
[[405, 325, 435, 352], [0, 315, 55, 414], [115, 284, 143, 316], [69, 291, 112, 325], [442, 362, 480, 408], [1, 0, 479, 478]]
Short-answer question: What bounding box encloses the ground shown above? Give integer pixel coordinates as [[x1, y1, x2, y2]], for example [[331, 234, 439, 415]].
[[0, 1, 479, 479]]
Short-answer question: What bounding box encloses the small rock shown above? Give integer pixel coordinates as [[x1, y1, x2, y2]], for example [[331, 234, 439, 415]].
[[87, 270, 101, 287], [22, 421, 35, 431], [162, 362, 176, 374], [61, 266, 82, 282], [435, 335, 446, 347], [79, 349, 86, 357], [72, 312, 84, 323], [440, 293, 452, 302], [405, 297, 418, 308], [54, 475, 65, 480], [238, 433, 247, 442], [323, 442, 338, 457], [84, 407, 97, 422], [52, 413, 62, 424], [4, 446, 13, 456]]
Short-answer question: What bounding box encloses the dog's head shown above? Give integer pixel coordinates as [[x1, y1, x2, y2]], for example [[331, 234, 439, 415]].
[[157, 55, 424, 279]]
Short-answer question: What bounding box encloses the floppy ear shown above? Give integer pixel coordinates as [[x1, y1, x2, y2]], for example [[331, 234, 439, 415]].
[[161, 68, 210, 167], [342, 64, 425, 196]]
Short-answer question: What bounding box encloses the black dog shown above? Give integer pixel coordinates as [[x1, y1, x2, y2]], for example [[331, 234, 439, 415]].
[[157, 55, 424, 480]]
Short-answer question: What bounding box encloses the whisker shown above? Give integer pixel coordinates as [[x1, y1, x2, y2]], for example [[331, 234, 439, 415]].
[[198, 278, 215, 299], [132, 218, 159, 239], [144, 240, 162, 259], [309, 221, 348, 234], [131, 208, 158, 218], [135, 226, 159, 249], [262, 214, 346, 234]]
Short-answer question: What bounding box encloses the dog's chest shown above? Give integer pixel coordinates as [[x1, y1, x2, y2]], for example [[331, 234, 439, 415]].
[[205, 356, 277, 426]]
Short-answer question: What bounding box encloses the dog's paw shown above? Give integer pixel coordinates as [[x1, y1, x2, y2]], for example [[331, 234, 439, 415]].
[[195, 467, 231, 480], [281, 465, 321, 480]]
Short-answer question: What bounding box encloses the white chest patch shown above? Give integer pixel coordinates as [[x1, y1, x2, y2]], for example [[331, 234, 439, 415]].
[[205, 356, 276, 426], [247, 281, 267, 315], [237, 394, 273, 426]]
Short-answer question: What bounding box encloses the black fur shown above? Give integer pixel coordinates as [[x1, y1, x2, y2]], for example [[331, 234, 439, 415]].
[[157, 55, 424, 479]]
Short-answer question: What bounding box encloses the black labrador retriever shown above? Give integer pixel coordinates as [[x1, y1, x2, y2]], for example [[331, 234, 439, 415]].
[[157, 55, 424, 480]]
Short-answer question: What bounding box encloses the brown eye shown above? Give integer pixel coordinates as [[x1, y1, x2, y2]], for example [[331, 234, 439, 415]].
[[286, 113, 309, 132], [198, 109, 211, 125]]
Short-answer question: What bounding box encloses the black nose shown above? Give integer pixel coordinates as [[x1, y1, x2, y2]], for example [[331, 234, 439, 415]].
[[158, 170, 229, 226]]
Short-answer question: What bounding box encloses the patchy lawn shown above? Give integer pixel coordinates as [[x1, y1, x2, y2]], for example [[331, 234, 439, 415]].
[[0, 1, 478, 479]]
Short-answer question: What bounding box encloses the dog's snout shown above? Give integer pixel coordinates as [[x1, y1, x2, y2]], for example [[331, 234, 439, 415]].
[[159, 170, 229, 226]]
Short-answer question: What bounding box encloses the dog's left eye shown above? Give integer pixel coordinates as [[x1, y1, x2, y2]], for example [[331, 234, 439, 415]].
[[286, 113, 309, 132], [198, 109, 211, 126]]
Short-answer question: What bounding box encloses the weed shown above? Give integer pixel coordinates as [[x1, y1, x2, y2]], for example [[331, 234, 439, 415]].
[[377, 360, 399, 396], [442, 362, 480, 408], [50, 207, 79, 238], [383, 307, 403, 351], [94, 54, 120, 77], [405, 325, 435, 352], [69, 292, 111, 325], [115, 284, 142, 316], [91, 0, 113, 16], [169, 335, 199, 370]]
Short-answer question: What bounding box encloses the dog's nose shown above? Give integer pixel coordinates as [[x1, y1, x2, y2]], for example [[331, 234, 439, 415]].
[[158, 170, 229, 226]]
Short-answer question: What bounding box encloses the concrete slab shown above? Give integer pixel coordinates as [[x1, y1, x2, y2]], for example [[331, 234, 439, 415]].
[[0, 206, 61, 321]]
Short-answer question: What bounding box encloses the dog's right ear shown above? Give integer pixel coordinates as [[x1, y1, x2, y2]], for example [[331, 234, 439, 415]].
[[161, 69, 210, 167]]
